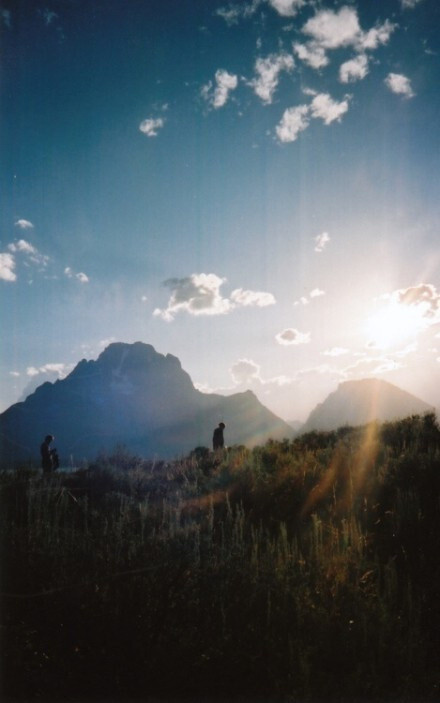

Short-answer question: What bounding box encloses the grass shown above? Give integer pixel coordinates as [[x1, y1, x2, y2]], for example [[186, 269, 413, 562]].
[[1, 414, 440, 701]]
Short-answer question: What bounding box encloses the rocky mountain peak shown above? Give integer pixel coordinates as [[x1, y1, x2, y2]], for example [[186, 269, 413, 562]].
[[302, 378, 433, 432], [0, 342, 292, 462]]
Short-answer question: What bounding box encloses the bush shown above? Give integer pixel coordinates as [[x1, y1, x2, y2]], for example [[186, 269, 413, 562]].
[[1, 416, 439, 701]]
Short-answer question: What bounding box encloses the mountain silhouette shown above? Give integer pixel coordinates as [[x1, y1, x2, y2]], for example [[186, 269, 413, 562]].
[[302, 378, 434, 433], [0, 342, 293, 464]]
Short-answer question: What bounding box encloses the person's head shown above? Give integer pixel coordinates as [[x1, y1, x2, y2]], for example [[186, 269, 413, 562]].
[[44, 434, 54, 444], [219, 422, 225, 429]]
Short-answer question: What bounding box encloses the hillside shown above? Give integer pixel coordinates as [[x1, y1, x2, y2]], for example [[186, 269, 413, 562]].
[[2, 415, 440, 701], [0, 342, 293, 464], [302, 378, 434, 432]]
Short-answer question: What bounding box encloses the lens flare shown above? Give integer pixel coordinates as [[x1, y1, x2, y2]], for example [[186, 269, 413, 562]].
[[365, 302, 427, 349]]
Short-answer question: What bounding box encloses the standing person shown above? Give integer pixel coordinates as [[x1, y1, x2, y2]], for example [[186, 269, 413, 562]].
[[40, 434, 56, 473], [212, 422, 226, 451]]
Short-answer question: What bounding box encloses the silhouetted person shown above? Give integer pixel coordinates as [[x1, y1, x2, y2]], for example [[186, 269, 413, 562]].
[[40, 434, 58, 473], [212, 422, 225, 451]]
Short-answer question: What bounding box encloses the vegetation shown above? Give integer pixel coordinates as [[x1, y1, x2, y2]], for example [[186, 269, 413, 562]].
[[1, 414, 440, 701]]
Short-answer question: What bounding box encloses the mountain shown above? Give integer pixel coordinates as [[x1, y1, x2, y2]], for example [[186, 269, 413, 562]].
[[286, 419, 303, 434], [0, 342, 293, 464], [301, 378, 434, 433]]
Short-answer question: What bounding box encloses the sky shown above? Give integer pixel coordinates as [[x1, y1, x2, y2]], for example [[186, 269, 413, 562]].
[[1, 0, 440, 423]]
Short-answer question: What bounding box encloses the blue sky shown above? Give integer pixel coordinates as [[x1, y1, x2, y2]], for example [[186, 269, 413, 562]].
[[1, 0, 439, 421]]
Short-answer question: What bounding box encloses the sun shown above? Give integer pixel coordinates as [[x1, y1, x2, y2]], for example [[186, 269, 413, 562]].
[[365, 301, 426, 349]]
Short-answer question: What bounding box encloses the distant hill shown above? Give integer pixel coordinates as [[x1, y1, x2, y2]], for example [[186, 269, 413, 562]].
[[301, 378, 434, 433], [286, 419, 303, 434], [0, 342, 293, 464]]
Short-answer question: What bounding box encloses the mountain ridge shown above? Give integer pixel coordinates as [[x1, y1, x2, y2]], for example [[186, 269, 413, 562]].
[[0, 342, 293, 463], [302, 378, 434, 433]]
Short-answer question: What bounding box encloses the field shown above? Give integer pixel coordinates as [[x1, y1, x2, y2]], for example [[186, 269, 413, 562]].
[[1, 414, 440, 702]]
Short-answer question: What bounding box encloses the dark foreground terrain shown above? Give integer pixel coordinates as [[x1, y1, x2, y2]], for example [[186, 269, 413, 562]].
[[1, 414, 440, 702]]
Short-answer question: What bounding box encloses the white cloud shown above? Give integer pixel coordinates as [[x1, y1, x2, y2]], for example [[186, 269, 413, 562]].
[[229, 358, 292, 389], [297, 9, 395, 72], [154, 273, 232, 321], [76, 272, 89, 283], [8, 239, 50, 268], [194, 381, 217, 394], [302, 6, 361, 50], [276, 105, 310, 142], [339, 54, 369, 83], [294, 288, 325, 306], [276, 92, 348, 144], [0, 253, 16, 282], [265, 374, 293, 386], [267, 0, 305, 17], [14, 219, 34, 229], [217, 0, 305, 23], [293, 42, 329, 69], [25, 362, 72, 380], [250, 53, 295, 104], [314, 231, 330, 252], [276, 327, 311, 345], [230, 358, 262, 385], [323, 347, 350, 357], [139, 117, 165, 137], [213, 69, 239, 108], [216, 6, 242, 25], [310, 92, 349, 124], [356, 20, 395, 51], [294, 296, 309, 306], [203, 70, 238, 109], [385, 72, 415, 98], [41, 363, 72, 376], [400, 0, 424, 8], [343, 356, 403, 377], [230, 288, 276, 307], [141, 295, 148, 302], [64, 267, 89, 283], [8, 239, 36, 255], [216, 0, 261, 25], [19, 362, 74, 401], [98, 337, 117, 350], [394, 283, 440, 321], [154, 274, 276, 320]]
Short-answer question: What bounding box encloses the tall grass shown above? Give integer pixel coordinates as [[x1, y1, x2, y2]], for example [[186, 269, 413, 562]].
[[1, 415, 440, 701]]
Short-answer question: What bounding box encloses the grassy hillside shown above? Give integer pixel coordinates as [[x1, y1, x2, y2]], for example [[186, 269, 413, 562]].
[[1, 414, 440, 701]]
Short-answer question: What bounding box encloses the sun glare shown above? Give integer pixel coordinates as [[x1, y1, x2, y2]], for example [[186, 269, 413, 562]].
[[365, 302, 426, 349]]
